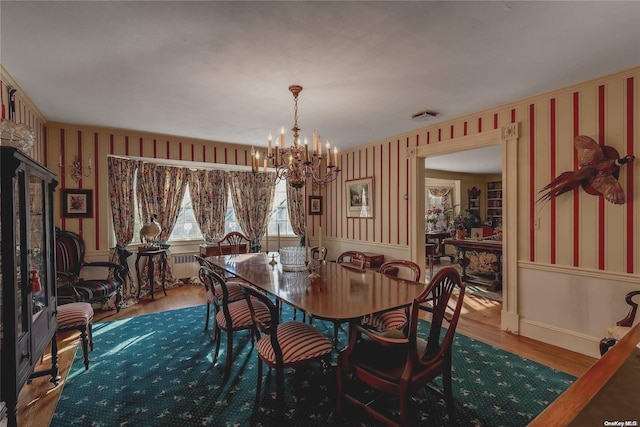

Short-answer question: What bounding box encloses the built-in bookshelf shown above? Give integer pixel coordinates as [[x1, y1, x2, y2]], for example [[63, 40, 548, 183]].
[[467, 186, 481, 220], [487, 181, 503, 227]]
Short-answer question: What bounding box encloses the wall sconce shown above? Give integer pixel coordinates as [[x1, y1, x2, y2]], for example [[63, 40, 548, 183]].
[[59, 155, 92, 182]]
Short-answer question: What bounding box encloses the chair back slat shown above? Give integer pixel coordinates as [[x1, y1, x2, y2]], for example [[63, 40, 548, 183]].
[[218, 232, 251, 254], [410, 267, 465, 364]]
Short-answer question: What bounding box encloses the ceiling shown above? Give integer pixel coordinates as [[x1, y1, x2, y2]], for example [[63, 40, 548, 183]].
[[1, 1, 639, 162]]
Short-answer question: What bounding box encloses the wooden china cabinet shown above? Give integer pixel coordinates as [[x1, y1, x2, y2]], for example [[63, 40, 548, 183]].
[[0, 147, 60, 427]]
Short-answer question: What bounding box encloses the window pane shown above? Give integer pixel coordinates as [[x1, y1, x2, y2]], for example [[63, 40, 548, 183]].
[[169, 186, 203, 241]]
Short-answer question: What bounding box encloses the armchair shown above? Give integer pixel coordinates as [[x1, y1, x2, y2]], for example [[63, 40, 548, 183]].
[[55, 227, 125, 312], [337, 267, 465, 426]]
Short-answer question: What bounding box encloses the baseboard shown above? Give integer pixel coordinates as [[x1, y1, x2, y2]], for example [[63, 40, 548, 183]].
[[519, 318, 601, 358]]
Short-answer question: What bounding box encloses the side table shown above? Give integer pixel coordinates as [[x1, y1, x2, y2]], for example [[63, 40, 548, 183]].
[[135, 249, 168, 300]]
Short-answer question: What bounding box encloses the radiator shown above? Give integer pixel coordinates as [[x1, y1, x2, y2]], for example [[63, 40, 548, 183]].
[[169, 254, 198, 280]]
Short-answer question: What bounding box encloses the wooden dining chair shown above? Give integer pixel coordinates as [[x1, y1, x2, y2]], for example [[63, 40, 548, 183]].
[[336, 250, 366, 271], [241, 284, 333, 408], [194, 255, 244, 336], [600, 290, 640, 355], [200, 266, 270, 381], [337, 267, 465, 426], [217, 231, 251, 254], [362, 260, 422, 332]]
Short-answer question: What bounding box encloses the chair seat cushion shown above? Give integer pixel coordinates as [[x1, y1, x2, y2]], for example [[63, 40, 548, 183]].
[[58, 279, 119, 303], [213, 282, 245, 302], [216, 299, 270, 330], [606, 325, 632, 340], [363, 309, 408, 331], [257, 321, 332, 365], [58, 302, 94, 328]]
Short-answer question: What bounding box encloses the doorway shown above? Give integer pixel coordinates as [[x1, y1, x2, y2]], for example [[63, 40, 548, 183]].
[[423, 145, 503, 328]]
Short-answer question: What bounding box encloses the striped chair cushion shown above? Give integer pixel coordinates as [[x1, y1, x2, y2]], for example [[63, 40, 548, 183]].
[[70, 280, 120, 301], [213, 282, 244, 303], [363, 308, 408, 331], [58, 302, 94, 328], [215, 299, 270, 330], [257, 321, 333, 365]]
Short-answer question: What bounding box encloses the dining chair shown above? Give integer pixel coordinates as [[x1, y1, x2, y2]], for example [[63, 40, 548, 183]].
[[362, 260, 422, 332], [336, 267, 466, 426], [194, 255, 244, 336], [200, 266, 270, 381], [217, 231, 251, 254], [241, 284, 333, 408], [336, 250, 366, 271], [600, 290, 640, 355]]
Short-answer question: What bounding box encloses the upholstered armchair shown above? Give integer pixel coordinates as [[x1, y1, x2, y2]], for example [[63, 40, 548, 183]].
[[55, 227, 125, 311]]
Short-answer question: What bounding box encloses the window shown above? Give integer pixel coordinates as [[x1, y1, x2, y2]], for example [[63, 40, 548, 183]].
[[129, 174, 292, 244]]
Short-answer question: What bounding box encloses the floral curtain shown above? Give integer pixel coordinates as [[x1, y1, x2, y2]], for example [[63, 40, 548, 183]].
[[137, 163, 188, 241], [188, 169, 228, 243], [227, 171, 275, 251], [107, 156, 140, 297], [137, 163, 188, 288], [286, 184, 306, 237]]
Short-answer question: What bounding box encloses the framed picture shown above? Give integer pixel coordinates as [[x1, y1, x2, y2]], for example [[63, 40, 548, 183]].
[[308, 195, 323, 215], [345, 177, 374, 218], [62, 189, 93, 218]]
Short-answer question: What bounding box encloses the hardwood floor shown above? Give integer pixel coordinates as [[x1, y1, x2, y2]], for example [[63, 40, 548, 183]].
[[17, 281, 596, 427]]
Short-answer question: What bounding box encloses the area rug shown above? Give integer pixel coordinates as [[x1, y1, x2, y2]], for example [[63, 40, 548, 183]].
[[51, 305, 574, 426]]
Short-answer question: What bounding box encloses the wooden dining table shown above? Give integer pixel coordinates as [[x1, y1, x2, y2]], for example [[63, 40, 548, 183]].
[[207, 252, 426, 330]]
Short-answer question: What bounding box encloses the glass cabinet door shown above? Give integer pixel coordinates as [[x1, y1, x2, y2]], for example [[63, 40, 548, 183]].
[[29, 175, 47, 318]]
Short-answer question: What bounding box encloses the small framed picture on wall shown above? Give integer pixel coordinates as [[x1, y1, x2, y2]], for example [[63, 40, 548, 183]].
[[308, 195, 323, 215], [62, 189, 93, 218]]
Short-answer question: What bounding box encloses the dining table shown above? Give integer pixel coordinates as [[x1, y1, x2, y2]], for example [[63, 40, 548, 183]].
[[206, 252, 427, 344]]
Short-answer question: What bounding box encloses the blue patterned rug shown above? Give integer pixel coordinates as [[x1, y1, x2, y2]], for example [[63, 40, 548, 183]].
[[51, 305, 574, 426]]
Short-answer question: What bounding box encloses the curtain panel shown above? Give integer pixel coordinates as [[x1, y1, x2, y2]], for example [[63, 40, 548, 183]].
[[107, 156, 140, 295], [188, 169, 228, 243], [228, 171, 275, 250], [286, 183, 305, 237]]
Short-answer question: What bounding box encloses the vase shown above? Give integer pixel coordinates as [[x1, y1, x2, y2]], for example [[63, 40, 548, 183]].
[[455, 229, 466, 240], [427, 222, 435, 232]]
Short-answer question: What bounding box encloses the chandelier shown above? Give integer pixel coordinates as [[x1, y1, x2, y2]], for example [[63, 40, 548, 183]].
[[252, 85, 341, 188]]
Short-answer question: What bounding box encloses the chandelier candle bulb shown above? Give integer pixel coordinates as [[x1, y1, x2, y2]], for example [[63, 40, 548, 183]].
[[268, 135, 272, 156], [334, 147, 338, 168], [304, 138, 309, 161], [280, 127, 285, 149]]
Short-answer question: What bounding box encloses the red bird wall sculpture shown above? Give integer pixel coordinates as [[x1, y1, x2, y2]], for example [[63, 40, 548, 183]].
[[537, 135, 635, 205]]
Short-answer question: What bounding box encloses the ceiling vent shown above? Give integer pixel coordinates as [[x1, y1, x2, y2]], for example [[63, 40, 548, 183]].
[[411, 110, 438, 121]]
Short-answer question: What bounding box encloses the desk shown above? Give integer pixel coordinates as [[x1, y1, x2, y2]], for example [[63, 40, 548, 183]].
[[425, 230, 453, 263], [135, 249, 168, 299], [530, 322, 640, 426], [207, 252, 425, 327], [443, 239, 502, 291]]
